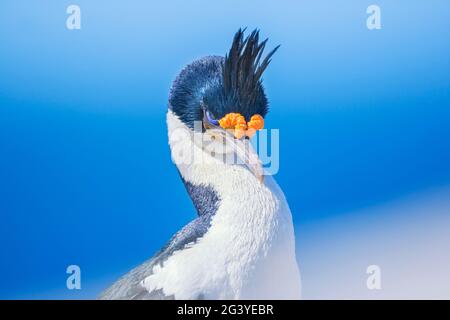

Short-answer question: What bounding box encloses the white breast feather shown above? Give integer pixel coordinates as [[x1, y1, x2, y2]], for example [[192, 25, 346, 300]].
[[141, 111, 301, 299]]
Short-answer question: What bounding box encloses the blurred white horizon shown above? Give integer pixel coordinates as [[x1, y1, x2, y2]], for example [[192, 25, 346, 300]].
[[16, 185, 450, 300], [297, 185, 450, 299]]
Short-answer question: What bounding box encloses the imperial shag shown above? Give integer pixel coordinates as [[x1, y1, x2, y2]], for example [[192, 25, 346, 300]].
[[99, 29, 301, 300]]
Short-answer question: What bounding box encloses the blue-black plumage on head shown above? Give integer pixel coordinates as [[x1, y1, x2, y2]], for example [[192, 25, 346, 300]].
[[169, 28, 279, 129]]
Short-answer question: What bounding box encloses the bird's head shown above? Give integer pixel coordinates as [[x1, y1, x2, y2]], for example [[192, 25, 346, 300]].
[[168, 28, 279, 181]]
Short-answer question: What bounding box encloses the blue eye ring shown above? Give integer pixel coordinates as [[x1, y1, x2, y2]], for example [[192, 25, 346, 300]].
[[205, 109, 219, 126]]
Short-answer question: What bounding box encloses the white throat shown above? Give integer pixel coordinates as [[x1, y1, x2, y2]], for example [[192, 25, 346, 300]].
[[141, 110, 301, 299]]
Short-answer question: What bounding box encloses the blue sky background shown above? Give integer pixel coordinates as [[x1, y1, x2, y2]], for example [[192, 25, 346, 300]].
[[0, 1, 449, 299]]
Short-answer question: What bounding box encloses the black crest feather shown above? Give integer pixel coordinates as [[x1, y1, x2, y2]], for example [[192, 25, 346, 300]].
[[222, 28, 280, 117], [169, 29, 278, 128]]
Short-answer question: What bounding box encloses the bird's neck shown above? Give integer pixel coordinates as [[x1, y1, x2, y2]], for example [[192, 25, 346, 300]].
[[167, 110, 279, 221], [180, 175, 221, 217], [166, 110, 300, 299]]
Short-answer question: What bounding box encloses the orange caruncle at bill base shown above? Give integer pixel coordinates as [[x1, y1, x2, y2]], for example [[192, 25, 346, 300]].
[[246, 114, 264, 138], [218, 113, 264, 139], [234, 115, 247, 139], [218, 113, 245, 129]]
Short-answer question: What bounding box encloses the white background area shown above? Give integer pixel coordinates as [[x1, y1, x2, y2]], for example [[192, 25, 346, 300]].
[[298, 186, 450, 299]]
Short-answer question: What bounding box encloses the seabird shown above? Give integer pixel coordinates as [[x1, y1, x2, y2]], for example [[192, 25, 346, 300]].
[[99, 29, 301, 300]]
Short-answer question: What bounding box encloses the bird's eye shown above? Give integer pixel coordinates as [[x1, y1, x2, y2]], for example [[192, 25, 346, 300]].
[[205, 109, 219, 126]]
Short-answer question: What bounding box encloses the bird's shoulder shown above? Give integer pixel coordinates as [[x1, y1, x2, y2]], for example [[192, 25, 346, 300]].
[[98, 215, 211, 300]]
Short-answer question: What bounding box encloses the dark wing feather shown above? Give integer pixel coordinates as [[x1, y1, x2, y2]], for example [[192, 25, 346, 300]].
[[98, 215, 211, 300]]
